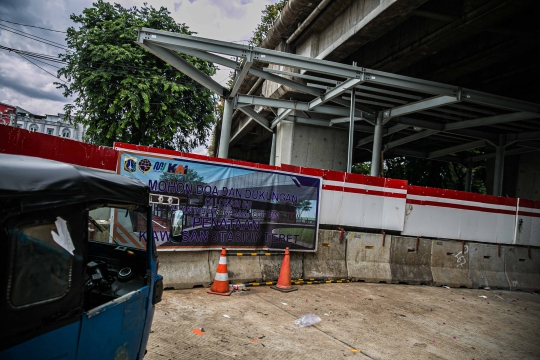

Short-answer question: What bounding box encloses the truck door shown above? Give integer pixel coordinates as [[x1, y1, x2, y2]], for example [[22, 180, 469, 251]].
[[76, 206, 150, 360], [0, 206, 85, 360]]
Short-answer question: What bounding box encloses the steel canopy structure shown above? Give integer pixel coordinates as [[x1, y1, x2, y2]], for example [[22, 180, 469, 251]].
[[136, 28, 540, 196]]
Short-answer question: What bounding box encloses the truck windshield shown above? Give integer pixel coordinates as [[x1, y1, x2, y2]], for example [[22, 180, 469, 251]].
[[88, 207, 147, 250]]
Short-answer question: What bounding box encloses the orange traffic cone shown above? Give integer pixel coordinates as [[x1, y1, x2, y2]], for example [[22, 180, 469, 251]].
[[207, 248, 233, 296], [271, 247, 298, 292]]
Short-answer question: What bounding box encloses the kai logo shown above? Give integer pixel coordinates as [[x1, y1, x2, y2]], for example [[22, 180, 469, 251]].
[[153, 161, 189, 174], [124, 156, 137, 173]]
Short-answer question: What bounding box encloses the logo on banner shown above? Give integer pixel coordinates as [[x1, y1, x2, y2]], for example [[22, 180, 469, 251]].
[[138, 158, 152, 173], [152, 161, 188, 174], [124, 156, 137, 173]]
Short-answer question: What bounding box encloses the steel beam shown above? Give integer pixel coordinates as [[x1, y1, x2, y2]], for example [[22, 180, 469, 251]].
[[470, 147, 539, 162], [309, 77, 365, 110], [445, 111, 540, 130], [382, 95, 459, 121], [386, 129, 440, 149], [236, 95, 362, 118], [357, 124, 409, 147], [428, 139, 486, 159], [330, 117, 364, 126], [139, 42, 228, 96], [271, 109, 293, 129], [463, 89, 540, 113], [249, 68, 321, 96], [505, 131, 540, 142], [229, 54, 253, 98], [238, 106, 272, 132]]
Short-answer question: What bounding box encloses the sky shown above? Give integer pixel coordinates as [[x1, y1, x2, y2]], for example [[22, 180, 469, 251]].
[[0, 0, 278, 154]]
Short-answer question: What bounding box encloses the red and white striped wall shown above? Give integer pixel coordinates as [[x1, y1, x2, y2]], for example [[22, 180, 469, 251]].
[[2, 127, 538, 247], [279, 166, 408, 231], [402, 186, 517, 244], [515, 199, 540, 246]]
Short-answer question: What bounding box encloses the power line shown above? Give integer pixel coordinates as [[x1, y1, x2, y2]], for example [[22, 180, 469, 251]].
[[0, 18, 67, 33], [0, 24, 71, 51], [16, 52, 69, 84]]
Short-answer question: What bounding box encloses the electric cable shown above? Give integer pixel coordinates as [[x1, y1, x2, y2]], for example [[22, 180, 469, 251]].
[[0, 18, 67, 33], [0, 25, 71, 51]]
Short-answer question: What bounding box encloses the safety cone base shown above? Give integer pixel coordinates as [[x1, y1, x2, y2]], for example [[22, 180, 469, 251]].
[[206, 288, 233, 296], [270, 285, 298, 292]]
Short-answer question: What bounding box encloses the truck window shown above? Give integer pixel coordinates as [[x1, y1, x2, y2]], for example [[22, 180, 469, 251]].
[[88, 207, 146, 250], [8, 221, 72, 308]]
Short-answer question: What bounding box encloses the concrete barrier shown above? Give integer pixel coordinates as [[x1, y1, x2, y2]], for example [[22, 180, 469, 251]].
[[303, 230, 347, 279], [430, 240, 472, 288], [159, 251, 211, 289], [260, 253, 303, 281], [504, 246, 540, 292], [390, 236, 433, 285], [467, 243, 509, 290], [346, 232, 392, 283], [209, 250, 263, 284]]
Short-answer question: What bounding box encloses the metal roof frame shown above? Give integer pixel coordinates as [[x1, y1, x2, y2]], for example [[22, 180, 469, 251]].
[[136, 28, 540, 194]]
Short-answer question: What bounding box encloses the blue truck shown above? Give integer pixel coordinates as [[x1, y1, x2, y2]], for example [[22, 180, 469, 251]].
[[0, 154, 182, 359]]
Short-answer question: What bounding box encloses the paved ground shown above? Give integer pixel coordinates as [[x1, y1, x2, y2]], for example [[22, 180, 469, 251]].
[[146, 283, 540, 359]]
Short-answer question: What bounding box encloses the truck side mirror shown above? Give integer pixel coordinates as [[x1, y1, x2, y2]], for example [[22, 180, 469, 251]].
[[170, 210, 183, 243]]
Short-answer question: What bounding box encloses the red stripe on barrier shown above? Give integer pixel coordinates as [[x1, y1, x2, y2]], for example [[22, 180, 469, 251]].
[[407, 199, 516, 215], [408, 185, 516, 207], [518, 211, 540, 218], [323, 170, 345, 181], [280, 164, 301, 173], [300, 166, 324, 177], [322, 185, 344, 191], [1, 126, 118, 171]]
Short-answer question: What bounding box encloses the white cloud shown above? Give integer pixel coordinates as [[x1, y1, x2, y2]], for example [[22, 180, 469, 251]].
[[0, 0, 280, 154]]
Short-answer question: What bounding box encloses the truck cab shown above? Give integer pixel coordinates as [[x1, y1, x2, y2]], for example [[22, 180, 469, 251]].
[[0, 154, 165, 359]]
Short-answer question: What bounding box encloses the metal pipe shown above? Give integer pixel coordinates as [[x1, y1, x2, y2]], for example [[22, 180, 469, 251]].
[[370, 115, 383, 176], [347, 87, 356, 172], [286, 0, 332, 44], [218, 98, 233, 158], [269, 132, 277, 166], [493, 135, 505, 196], [464, 160, 472, 192]]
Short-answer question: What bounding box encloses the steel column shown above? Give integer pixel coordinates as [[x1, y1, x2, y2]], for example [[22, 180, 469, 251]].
[[464, 160, 472, 192], [347, 87, 356, 172], [218, 98, 233, 158], [269, 132, 277, 166], [370, 115, 384, 177], [493, 135, 505, 196]]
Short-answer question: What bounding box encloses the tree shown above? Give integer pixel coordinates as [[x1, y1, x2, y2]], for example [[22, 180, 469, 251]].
[[57, 1, 217, 151], [249, 1, 287, 46], [295, 200, 312, 219]]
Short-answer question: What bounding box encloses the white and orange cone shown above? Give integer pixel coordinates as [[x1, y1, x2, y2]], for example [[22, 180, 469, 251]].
[[207, 248, 233, 296]]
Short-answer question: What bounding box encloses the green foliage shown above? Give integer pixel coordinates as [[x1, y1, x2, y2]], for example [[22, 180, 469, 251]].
[[249, 1, 287, 47], [57, 0, 217, 150], [352, 162, 371, 175]]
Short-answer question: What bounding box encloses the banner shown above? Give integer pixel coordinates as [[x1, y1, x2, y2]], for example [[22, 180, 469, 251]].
[[117, 151, 321, 251]]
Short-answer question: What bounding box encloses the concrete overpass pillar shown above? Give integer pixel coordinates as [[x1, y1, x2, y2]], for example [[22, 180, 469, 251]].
[[493, 135, 505, 196], [370, 114, 383, 177], [218, 98, 233, 158]]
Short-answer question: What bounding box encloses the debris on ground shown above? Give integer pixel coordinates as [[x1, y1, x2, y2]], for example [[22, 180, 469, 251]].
[[479, 296, 488, 299], [223, 314, 230, 318], [191, 328, 205, 336], [294, 314, 322, 327]]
